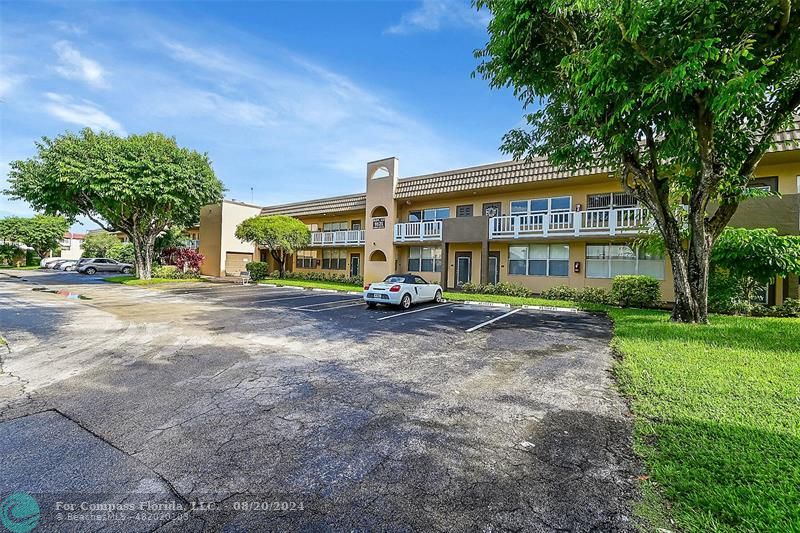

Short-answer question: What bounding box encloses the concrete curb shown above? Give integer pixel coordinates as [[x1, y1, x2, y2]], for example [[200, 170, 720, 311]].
[[455, 300, 512, 308], [448, 298, 581, 313], [522, 304, 580, 313]]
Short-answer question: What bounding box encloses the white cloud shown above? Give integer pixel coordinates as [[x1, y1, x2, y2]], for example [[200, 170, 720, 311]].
[[50, 21, 87, 35], [154, 38, 483, 181], [43, 93, 125, 134], [385, 0, 490, 35], [53, 40, 108, 88]]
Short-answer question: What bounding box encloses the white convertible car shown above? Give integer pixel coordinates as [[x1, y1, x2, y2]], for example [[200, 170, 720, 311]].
[[364, 274, 444, 309]]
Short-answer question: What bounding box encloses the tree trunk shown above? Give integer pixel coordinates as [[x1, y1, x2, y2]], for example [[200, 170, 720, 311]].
[[271, 249, 285, 278], [132, 232, 154, 280]]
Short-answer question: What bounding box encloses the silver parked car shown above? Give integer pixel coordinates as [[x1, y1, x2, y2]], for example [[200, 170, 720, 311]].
[[76, 258, 134, 275]]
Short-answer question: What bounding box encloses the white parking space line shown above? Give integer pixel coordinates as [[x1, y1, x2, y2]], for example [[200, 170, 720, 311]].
[[465, 308, 522, 333], [375, 303, 452, 321], [249, 293, 346, 303], [291, 300, 365, 312], [290, 297, 362, 310]]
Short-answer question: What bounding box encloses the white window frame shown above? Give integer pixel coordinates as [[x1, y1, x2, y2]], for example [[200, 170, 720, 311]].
[[586, 244, 665, 280], [510, 196, 572, 215], [508, 244, 569, 277], [322, 249, 346, 270], [407, 247, 442, 273], [323, 221, 348, 231], [296, 250, 316, 269]]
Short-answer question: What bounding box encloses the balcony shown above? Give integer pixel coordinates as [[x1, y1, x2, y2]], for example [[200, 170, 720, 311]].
[[489, 207, 650, 239], [186, 239, 200, 249], [310, 230, 365, 246], [394, 221, 443, 242]]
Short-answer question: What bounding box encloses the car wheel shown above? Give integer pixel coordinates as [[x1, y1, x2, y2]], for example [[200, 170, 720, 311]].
[[121, 267, 132, 274], [366, 302, 377, 309], [434, 289, 443, 303], [400, 293, 412, 310], [85, 267, 97, 275]]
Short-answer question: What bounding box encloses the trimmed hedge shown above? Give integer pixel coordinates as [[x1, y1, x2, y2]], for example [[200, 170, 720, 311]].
[[152, 265, 200, 279], [267, 269, 363, 286], [245, 261, 270, 281], [461, 281, 533, 297], [611, 275, 662, 308]]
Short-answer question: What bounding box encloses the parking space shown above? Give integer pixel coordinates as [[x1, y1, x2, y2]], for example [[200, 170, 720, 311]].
[[0, 270, 632, 531], [158, 283, 564, 333]]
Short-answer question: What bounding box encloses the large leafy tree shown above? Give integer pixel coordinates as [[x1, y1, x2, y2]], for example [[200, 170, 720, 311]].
[[6, 130, 224, 279], [476, 0, 800, 322], [235, 215, 310, 278], [0, 215, 69, 259], [81, 231, 121, 258], [713, 226, 800, 280]]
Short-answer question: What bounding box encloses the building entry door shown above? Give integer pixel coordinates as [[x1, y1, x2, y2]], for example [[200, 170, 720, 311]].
[[350, 254, 361, 277], [488, 251, 500, 285], [455, 252, 472, 287]]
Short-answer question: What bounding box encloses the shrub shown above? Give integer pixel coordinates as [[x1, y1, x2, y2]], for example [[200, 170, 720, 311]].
[[152, 265, 200, 279], [708, 267, 749, 314], [540, 285, 578, 301], [575, 286, 613, 306], [161, 247, 204, 271], [611, 275, 661, 308], [108, 243, 135, 264], [774, 298, 800, 318], [275, 270, 363, 286], [245, 261, 270, 281], [459, 281, 532, 297]]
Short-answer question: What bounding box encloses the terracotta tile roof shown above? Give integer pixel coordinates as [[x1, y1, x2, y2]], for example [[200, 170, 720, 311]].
[[260, 193, 366, 217], [257, 119, 800, 212], [394, 158, 610, 199], [395, 117, 800, 199], [63, 232, 86, 240], [769, 116, 800, 153]]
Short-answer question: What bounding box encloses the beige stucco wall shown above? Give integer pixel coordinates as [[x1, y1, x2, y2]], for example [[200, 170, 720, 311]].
[[395, 240, 676, 300], [395, 174, 622, 222], [199, 201, 260, 277], [364, 158, 400, 283], [57, 238, 84, 260]]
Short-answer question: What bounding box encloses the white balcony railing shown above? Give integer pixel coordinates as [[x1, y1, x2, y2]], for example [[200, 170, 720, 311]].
[[310, 230, 365, 246], [489, 207, 650, 239], [186, 239, 200, 249], [394, 221, 443, 242]]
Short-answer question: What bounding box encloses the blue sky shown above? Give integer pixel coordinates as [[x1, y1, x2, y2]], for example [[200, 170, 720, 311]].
[[0, 0, 525, 230]]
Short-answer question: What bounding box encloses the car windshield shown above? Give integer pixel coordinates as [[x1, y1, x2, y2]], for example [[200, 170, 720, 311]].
[[384, 276, 407, 283]]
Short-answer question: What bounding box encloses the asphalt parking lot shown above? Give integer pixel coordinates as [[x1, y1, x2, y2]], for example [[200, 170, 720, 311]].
[[0, 270, 639, 532]]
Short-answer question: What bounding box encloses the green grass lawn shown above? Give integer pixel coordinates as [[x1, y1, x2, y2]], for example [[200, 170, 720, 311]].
[[611, 309, 800, 531], [258, 278, 362, 291], [442, 291, 600, 310], [0, 265, 42, 270], [104, 276, 203, 286]]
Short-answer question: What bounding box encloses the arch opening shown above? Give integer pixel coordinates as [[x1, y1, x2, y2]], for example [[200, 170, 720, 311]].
[[369, 250, 387, 262], [371, 205, 388, 217], [371, 166, 390, 179]]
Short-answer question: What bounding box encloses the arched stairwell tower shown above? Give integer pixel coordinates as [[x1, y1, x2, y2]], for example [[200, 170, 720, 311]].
[[364, 157, 399, 283]]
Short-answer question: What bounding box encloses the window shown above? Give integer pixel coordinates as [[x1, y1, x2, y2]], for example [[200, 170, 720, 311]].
[[296, 250, 316, 269], [748, 176, 778, 192], [323, 221, 348, 231], [351, 220, 361, 230], [510, 196, 571, 215], [456, 205, 474, 217], [409, 208, 450, 222], [508, 244, 569, 276], [587, 192, 638, 210], [408, 247, 442, 272], [586, 244, 664, 279], [322, 249, 346, 270]]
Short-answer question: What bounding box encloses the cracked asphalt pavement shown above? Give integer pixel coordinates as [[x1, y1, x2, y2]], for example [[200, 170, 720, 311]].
[[0, 270, 640, 531]]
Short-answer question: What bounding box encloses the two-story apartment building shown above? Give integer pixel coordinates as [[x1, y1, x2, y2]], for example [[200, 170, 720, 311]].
[[199, 122, 800, 304]]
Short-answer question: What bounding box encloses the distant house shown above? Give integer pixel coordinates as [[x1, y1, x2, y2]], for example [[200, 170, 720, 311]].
[[54, 232, 85, 260]]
